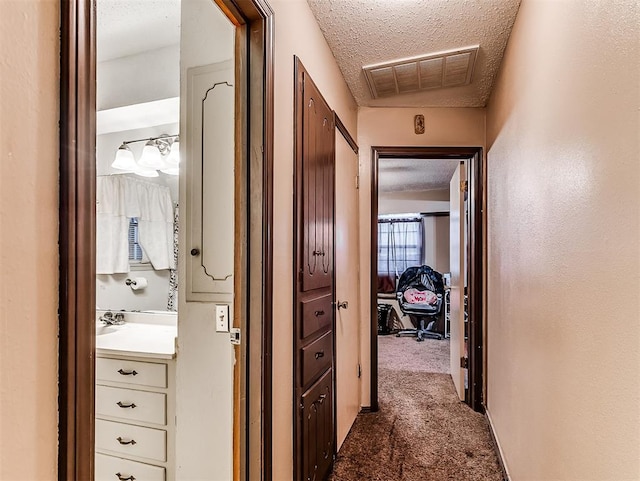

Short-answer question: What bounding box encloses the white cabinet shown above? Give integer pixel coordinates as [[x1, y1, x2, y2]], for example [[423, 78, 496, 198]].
[[95, 354, 175, 481]]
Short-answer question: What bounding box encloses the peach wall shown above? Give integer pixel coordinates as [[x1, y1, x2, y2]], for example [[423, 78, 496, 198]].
[[270, 1, 357, 479], [0, 1, 60, 480], [357, 107, 485, 406], [485, 0, 640, 479]]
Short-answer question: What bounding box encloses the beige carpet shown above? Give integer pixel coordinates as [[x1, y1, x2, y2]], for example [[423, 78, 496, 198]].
[[329, 336, 504, 481]]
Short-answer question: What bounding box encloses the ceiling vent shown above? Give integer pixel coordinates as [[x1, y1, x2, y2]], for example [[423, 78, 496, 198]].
[[362, 46, 479, 99]]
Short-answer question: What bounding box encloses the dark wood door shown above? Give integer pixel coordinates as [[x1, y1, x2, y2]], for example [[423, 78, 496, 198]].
[[294, 57, 336, 481]]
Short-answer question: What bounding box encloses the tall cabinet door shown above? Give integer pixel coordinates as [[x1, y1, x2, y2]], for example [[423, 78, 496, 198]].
[[294, 57, 336, 481]]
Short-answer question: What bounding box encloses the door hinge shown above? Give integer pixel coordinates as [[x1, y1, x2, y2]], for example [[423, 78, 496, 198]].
[[357, 363, 362, 378], [355, 175, 360, 190], [460, 180, 468, 193], [460, 357, 469, 369]]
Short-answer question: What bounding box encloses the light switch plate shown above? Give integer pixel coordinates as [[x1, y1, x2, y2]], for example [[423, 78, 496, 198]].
[[215, 304, 229, 332]]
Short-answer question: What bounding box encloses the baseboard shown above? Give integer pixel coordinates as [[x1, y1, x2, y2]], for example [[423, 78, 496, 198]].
[[359, 406, 374, 413], [485, 407, 511, 481]]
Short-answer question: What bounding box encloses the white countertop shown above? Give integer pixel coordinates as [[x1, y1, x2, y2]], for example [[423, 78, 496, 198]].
[[96, 321, 177, 359]]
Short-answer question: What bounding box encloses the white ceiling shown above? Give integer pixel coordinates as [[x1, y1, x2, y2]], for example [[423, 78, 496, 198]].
[[379, 158, 459, 193], [97, 0, 181, 62], [307, 0, 521, 107]]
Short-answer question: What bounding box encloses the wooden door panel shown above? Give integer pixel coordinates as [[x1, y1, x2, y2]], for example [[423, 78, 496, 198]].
[[301, 77, 334, 292], [300, 369, 333, 481]]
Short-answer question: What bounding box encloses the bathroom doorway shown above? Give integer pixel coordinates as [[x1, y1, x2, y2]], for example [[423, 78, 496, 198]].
[[59, 1, 273, 480]]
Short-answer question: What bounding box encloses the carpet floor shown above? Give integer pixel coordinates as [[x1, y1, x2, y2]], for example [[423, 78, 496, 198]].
[[328, 336, 503, 481]]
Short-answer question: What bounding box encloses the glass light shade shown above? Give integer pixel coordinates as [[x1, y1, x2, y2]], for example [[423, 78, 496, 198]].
[[166, 140, 180, 166], [111, 144, 137, 171], [137, 141, 163, 169]]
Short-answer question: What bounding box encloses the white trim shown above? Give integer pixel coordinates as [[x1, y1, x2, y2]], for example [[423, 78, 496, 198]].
[[485, 407, 511, 481]]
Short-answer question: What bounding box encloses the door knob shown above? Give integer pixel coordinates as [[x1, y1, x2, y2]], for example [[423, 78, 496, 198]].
[[336, 300, 348, 310]]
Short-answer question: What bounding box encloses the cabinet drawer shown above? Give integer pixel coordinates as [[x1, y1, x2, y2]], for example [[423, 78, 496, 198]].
[[95, 453, 165, 481], [301, 294, 332, 340], [97, 358, 167, 388], [300, 331, 333, 387], [96, 385, 166, 425], [96, 419, 166, 462]]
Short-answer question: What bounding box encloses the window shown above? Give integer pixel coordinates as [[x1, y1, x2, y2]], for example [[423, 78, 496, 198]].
[[128, 217, 143, 261], [377, 215, 423, 278]]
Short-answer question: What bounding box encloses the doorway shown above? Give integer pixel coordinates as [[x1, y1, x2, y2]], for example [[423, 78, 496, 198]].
[[58, 1, 274, 480], [369, 146, 485, 413]]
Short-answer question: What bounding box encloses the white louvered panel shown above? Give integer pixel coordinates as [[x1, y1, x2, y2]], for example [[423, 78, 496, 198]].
[[393, 62, 419, 93], [419, 57, 444, 90], [444, 52, 472, 86], [363, 45, 478, 99]]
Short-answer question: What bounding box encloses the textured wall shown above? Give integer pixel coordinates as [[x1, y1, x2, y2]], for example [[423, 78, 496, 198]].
[[269, 1, 358, 479], [485, 0, 640, 479], [0, 1, 60, 479]]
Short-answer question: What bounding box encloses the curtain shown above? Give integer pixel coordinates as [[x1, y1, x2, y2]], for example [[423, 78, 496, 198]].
[[377, 217, 423, 280], [96, 175, 175, 274], [167, 205, 179, 311]]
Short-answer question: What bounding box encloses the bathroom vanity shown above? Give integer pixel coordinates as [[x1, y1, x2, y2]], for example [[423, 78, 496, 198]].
[[95, 313, 177, 481]]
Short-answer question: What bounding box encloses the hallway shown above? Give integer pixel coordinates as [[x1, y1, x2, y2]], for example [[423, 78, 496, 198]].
[[330, 337, 503, 481]]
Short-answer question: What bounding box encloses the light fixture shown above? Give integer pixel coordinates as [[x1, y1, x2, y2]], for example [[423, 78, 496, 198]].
[[111, 144, 138, 171], [166, 138, 180, 166], [111, 134, 179, 176]]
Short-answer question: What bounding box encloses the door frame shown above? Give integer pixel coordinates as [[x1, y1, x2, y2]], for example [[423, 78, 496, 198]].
[[58, 1, 274, 480], [369, 146, 485, 413]]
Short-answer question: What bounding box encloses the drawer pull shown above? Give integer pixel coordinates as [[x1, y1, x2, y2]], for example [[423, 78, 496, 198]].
[[116, 401, 137, 409], [314, 350, 325, 360], [314, 310, 325, 317], [116, 437, 137, 446], [117, 369, 138, 376], [312, 250, 325, 257], [115, 473, 136, 481]]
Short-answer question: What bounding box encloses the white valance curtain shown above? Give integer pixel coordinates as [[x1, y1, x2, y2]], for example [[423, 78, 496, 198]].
[[97, 175, 175, 274]]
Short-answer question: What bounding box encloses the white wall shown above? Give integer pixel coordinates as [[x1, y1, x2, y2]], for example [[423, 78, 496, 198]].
[[0, 1, 59, 479], [423, 215, 450, 275], [358, 107, 485, 406], [98, 45, 180, 110], [269, 1, 358, 479], [177, 1, 235, 479], [486, 0, 640, 479]]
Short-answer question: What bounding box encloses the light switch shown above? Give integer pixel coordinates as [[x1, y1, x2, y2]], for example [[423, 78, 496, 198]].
[[215, 305, 229, 332]]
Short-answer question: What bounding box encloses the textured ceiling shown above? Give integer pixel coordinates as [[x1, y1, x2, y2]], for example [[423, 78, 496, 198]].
[[379, 158, 459, 193], [307, 0, 521, 107], [97, 0, 181, 62]]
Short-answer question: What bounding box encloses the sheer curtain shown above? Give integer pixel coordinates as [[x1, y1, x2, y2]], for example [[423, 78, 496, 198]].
[[377, 217, 424, 286]]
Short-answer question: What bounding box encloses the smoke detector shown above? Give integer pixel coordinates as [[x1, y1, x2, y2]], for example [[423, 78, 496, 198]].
[[362, 46, 479, 99]]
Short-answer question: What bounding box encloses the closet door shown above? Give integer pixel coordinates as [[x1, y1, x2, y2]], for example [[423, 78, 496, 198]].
[[294, 57, 336, 481], [301, 77, 334, 292]]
